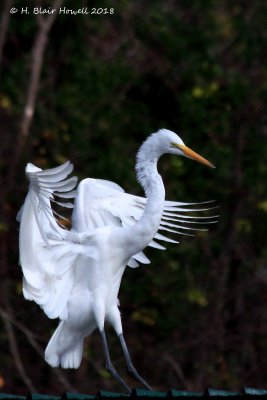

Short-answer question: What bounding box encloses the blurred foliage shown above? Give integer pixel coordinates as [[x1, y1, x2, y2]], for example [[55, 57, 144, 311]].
[[0, 0, 267, 395]]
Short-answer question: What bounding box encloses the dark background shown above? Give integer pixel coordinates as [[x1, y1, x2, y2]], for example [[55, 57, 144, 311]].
[[0, 0, 267, 395]]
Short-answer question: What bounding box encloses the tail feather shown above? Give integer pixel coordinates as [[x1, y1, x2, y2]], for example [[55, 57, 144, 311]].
[[45, 321, 64, 367], [45, 321, 84, 369], [61, 339, 83, 369]]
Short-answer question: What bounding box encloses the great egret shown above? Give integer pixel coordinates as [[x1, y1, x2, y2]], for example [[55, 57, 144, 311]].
[[17, 129, 215, 392]]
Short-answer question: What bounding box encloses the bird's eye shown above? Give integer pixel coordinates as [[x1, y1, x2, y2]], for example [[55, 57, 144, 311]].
[[170, 142, 177, 148]]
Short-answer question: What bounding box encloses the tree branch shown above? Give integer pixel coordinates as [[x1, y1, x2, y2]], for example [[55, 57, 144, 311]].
[[163, 353, 189, 390], [8, 0, 64, 189], [0, 306, 77, 393], [1, 310, 37, 392], [0, 0, 13, 76]]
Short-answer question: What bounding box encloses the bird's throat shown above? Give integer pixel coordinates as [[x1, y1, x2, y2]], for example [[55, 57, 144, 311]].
[[135, 156, 165, 244]]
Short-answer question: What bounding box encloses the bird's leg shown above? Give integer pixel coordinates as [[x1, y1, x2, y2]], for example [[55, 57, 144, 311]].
[[107, 305, 152, 390], [99, 329, 131, 393], [118, 333, 152, 391]]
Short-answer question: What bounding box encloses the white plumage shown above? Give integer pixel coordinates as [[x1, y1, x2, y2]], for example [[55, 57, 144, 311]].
[[17, 129, 216, 391]]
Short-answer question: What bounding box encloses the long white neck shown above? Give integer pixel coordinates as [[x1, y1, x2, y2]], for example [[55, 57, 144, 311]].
[[127, 135, 166, 253]]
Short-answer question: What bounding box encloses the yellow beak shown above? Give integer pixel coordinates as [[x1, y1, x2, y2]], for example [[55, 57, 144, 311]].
[[176, 144, 215, 168]]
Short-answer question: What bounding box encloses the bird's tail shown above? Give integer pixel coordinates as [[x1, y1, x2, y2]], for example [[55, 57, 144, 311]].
[[60, 338, 83, 369], [45, 321, 84, 369]]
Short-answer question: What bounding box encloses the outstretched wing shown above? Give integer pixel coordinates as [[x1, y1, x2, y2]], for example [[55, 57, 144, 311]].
[[17, 162, 92, 320], [72, 178, 217, 268]]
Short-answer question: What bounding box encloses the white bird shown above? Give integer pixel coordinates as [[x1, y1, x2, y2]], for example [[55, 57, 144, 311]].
[[17, 129, 215, 392]]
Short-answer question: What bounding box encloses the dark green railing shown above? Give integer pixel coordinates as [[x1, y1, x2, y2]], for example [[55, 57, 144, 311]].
[[1, 388, 267, 399]]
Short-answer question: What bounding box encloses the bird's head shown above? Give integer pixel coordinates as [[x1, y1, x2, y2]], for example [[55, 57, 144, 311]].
[[157, 129, 215, 168]]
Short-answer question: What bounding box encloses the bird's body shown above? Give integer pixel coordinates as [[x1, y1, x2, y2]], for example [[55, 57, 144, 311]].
[[17, 129, 215, 391]]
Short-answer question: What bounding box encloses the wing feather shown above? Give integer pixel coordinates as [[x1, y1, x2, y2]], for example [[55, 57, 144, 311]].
[[17, 162, 93, 320], [18, 161, 217, 321], [72, 178, 217, 268]]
